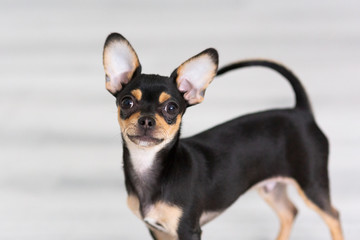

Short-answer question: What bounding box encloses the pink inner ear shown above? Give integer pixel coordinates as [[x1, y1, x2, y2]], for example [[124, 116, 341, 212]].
[[178, 78, 193, 93], [175, 50, 218, 104], [184, 89, 202, 105], [107, 71, 131, 94], [178, 77, 205, 104]]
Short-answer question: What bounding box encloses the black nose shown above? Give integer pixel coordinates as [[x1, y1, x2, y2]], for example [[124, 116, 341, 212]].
[[138, 116, 156, 129]]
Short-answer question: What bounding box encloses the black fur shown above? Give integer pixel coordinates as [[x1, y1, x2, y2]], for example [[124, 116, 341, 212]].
[[120, 63, 335, 239], [103, 33, 342, 239]]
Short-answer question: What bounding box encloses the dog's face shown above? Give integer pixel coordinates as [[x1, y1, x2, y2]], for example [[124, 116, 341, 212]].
[[115, 74, 186, 147], [103, 33, 218, 148]]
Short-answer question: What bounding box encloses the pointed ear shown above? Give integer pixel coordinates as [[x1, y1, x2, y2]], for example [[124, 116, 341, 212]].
[[172, 48, 218, 105], [103, 33, 141, 95]]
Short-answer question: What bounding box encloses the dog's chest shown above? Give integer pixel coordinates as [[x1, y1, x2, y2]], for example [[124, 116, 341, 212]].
[[127, 194, 183, 239], [127, 143, 159, 174]]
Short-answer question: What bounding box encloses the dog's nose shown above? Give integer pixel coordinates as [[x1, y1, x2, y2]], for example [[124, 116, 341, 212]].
[[138, 116, 156, 129]]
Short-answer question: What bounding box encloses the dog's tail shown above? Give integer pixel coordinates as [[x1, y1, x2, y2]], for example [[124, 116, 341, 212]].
[[216, 59, 312, 112]]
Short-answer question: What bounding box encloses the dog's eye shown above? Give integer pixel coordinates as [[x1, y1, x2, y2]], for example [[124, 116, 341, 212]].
[[164, 102, 179, 115], [121, 97, 134, 109]]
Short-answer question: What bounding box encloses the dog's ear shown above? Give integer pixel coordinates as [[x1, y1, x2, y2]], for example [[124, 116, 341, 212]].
[[172, 48, 218, 105], [103, 33, 141, 95]]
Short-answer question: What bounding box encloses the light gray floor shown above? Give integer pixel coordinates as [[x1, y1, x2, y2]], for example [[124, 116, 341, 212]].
[[1, 0, 359, 239]]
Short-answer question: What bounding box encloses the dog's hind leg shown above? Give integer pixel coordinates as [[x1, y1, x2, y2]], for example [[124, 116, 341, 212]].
[[295, 182, 344, 240], [294, 128, 343, 239], [258, 182, 298, 240]]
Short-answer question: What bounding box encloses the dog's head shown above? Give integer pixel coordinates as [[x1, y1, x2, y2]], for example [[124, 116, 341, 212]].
[[103, 33, 218, 148]]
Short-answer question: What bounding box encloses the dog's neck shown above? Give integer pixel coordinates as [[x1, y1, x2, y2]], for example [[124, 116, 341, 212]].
[[126, 141, 162, 175], [122, 135, 179, 198]]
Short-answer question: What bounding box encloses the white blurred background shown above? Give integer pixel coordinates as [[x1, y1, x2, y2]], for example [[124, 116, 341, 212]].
[[0, 0, 359, 239]]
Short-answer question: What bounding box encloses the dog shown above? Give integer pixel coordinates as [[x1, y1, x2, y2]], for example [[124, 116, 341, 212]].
[[102, 33, 343, 240]]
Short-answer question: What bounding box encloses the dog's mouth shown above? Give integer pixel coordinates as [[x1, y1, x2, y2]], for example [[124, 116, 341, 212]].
[[127, 134, 164, 147]]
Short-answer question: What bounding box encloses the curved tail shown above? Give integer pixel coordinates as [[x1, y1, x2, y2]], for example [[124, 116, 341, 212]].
[[217, 59, 312, 112]]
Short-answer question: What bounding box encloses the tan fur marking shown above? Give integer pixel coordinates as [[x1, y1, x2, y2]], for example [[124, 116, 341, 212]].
[[255, 177, 343, 240], [258, 183, 297, 240], [117, 107, 181, 147], [294, 184, 344, 240], [126, 196, 181, 239], [155, 114, 181, 139], [159, 92, 171, 104], [131, 89, 142, 101], [152, 231, 177, 240], [127, 194, 141, 219], [145, 201, 183, 238], [117, 106, 140, 132]]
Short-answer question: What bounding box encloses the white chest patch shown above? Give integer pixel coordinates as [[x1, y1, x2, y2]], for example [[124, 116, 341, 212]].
[[127, 141, 161, 175]]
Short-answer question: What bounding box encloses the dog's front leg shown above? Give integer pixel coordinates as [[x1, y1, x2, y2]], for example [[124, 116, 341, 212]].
[[149, 228, 201, 240], [148, 229, 157, 240], [178, 225, 202, 240]]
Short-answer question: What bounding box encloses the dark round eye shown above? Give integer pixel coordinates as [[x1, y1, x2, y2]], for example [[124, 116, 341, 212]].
[[164, 102, 179, 115], [121, 97, 134, 109]]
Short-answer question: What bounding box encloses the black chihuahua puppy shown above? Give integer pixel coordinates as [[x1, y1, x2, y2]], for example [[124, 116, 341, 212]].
[[102, 33, 343, 240]]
